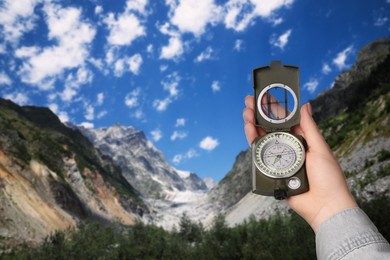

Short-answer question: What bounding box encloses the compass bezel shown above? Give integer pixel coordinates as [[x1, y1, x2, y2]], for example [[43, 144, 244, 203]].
[[253, 132, 305, 179]]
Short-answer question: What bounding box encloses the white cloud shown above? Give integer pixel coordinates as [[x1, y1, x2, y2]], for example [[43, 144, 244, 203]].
[[199, 136, 219, 151], [0, 71, 12, 85], [60, 66, 93, 102], [125, 87, 141, 108], [322, 63, 331, 75], [146, 44, 153, 53], [233, 39, 244, 51], [252, 0, 294, 17], [126, 0, 148, 15], [153, 72, 181, 111], [48, 103, 59, 113], [0, 44, 6, 54], [84, 103, 94, 121], [48, 103, 70, 123], [15, 46, 40, 58], [224, 0, 251, 32], [97, 92, 104, 105], [94, 5, 103, 15], [79, 122, 94, 129], [104, 12, 145, 46], [211, 80, 221, 92], [333, 45, 354, 70], [223, 0, 294, 32], [373, 8, 388, 26], [97, 110, 107, 119], [100, 0, 148, 73], [160, 64, 169, 72], [270, 29, 292, 50], [105, 48, 115, 65], [175, 118, 186, 127], [271, 17, 283, 26], [374, 16, 388, 26], [60, 87, 77, 102], [194, 46, 214, 63], [128, 53, 143, 74], [151, 129, 163, 142], [173, 149, 199, 164], [171, 130, 188, 141], [303, 79, 319, 94], [158, 22, 186, 60], [0, 0, 40, 44], [3, 92, 29, 105], [162, 72, 181, 97], [160, 36, 184, 60], [17, 3, 96, 89], [58, 112, 70, 123], [172, 154, 183, 164], [153, 97, 173, 112], [113, 53, 143, 77], [168, 0, 223, 37], [65, 66, 93, 89], [114, 59, 125, 77], [132, 109, 144, 120], [158, 21, 178, 37], [89, 57, 106, 74]]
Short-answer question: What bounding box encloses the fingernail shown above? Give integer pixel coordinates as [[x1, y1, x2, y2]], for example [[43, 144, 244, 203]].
[[307, 102, 313, 117]]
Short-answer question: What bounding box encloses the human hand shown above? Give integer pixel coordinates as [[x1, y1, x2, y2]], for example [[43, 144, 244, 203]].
[[243, 96, 358, 231]]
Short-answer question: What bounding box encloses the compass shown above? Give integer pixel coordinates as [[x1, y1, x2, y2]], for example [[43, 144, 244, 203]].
[[253, 132, 305, 178], [251, 61, 309, 200]]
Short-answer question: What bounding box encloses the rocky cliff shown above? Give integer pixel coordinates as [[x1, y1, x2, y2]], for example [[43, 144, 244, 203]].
[[0, 100, 148, 245]]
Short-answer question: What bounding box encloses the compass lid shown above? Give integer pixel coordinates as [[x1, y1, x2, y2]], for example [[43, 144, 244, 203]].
[[253, 61, 301, 131]]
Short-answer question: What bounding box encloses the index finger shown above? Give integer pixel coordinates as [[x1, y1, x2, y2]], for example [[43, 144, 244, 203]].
[[245, 95, 254, 110]]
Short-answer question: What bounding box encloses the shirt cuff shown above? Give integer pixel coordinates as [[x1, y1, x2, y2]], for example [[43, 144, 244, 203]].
[[315, 207, 388, 260]]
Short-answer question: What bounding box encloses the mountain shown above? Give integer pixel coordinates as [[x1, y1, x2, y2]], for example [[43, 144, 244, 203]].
[[79, 125, 209, 229], [206, 37, 390, 225], [312, 38, 390, 200], [80, 125, 207, 199], [0, 100, 148, 245]]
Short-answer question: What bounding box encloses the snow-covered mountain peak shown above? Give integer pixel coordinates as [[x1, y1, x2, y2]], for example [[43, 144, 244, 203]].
[[79, 125, 207, 197], [77, 124, 213, 229], [175, 169, 191, 179], [92, 124, 145, 144]]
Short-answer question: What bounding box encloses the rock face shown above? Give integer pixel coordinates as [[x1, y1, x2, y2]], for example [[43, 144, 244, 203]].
[[205, 37, 390, 225], [0, 100, 147, 245], [80, 125, 207, 200], [311, 38, 390, 122], [207, 150, 252, 210], [79, 125, 209, 229]]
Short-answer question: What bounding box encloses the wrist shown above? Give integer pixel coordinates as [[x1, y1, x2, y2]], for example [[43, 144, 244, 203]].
[[310, 195, 358, 232]]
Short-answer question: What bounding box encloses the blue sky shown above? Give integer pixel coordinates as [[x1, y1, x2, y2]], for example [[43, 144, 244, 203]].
[[0, 0, 389, 182]]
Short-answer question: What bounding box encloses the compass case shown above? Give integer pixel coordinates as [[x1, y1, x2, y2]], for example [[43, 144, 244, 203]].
[[251, 61, 309, 200]]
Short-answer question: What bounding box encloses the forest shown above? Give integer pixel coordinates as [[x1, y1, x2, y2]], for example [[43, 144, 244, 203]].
[[2, 196, 389, 260]]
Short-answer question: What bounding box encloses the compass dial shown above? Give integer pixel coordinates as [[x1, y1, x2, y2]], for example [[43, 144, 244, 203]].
[[254, 132, 305, 178]]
